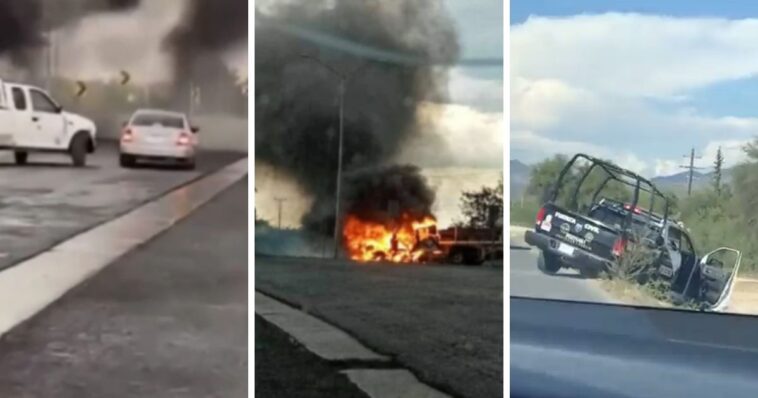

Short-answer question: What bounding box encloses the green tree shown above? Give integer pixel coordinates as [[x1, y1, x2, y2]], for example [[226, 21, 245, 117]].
[[526, 155, 570, 200], [713, 146, 724, 195], [459, 179, 503, 228]]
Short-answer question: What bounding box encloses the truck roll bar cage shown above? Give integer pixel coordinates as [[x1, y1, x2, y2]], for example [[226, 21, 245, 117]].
[[548, 153, 670, 231]]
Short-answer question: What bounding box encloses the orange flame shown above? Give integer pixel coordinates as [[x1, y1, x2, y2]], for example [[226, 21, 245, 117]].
[[342, 213, 437, 263]]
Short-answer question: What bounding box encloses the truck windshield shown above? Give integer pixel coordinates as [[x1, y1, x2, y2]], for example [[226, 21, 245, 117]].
[[132, 113, 184, 129]]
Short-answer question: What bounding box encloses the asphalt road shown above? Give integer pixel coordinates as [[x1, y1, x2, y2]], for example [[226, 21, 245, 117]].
[[256, 315, 369, 398], [255, 257, 503, 398], [0, 179, 247, 397], [0, 142, 244, 270], [510, 246, 614, 304]]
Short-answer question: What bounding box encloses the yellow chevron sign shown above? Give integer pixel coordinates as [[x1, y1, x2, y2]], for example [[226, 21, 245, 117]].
[[74, 81, 87, 98], [119, 70, 130, 85]]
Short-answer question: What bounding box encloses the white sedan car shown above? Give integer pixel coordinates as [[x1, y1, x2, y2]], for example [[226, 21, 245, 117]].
[[119, 109, 199, 169]]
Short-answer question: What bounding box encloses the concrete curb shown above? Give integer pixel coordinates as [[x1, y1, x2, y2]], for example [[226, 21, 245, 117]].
[[255, 292, 388, 362], [255, 292, 453, 398], [342, 369, 452, 398]]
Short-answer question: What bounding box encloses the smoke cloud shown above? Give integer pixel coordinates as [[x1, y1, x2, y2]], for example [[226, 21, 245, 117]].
[[164, 0, 248, 111], [255, 0, 459, 234], [0, 0, 140, 68], [341, 165, 436, 222]]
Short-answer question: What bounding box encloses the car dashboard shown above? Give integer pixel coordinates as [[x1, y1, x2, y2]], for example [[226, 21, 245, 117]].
[[511, 296, 758, 398]]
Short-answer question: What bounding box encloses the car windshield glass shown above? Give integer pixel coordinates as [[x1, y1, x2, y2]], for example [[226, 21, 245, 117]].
[[511, 0, 752, 318], [132, 113, 184, 129]]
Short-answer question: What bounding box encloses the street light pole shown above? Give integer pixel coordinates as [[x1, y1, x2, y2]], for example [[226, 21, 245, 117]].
[[300, 55, 367, 259], [333, 79, 345, 259]]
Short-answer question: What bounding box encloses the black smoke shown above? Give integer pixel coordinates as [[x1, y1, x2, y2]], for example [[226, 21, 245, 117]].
[[340, 165, 435, 222], [164, 0, 248, 113], [255, 0, 458, 233], [0, 0, 140, 68]]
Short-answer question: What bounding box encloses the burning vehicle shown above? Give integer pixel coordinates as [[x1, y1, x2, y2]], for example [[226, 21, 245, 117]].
[[524, 154, 742, 311], [343, 212, 503, 265]]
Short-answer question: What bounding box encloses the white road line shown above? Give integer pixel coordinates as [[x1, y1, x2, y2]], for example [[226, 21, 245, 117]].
[[342, 369, 452, 398], [255, 292, 388, 361], [0, 158, 248, 338]]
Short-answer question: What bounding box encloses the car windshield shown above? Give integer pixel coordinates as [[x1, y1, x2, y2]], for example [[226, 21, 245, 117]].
[[511, 0, 754, 318], [132, 113, 184, 129]]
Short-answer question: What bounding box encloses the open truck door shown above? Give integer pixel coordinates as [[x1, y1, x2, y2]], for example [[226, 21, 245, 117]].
[[698, 247, 742, 312]]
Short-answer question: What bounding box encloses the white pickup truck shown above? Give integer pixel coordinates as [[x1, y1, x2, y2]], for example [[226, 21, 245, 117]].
[[0, 78, 97, 166]]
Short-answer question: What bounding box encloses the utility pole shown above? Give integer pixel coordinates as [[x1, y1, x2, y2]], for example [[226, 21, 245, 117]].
[[680, 147, 703, 196], [274, 197, 286, 229]]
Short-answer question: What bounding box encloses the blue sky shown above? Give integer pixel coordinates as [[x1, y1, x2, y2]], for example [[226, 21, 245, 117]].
[[511, 0, 758, 176], [511, 0, 758, 24]]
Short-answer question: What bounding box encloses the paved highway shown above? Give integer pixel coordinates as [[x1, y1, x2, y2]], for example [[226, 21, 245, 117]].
[[0, 179, 247, 397], [256, 257, 503, 398], [510, 245, 616, 304], [0, 143, 243, 271]]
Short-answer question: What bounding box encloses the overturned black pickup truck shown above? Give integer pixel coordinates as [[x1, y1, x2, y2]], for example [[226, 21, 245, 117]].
[[524, 154, 742, 311]]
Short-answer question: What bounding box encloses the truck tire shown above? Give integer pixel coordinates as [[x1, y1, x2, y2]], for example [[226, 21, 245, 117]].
[[538, 251, 562, 275], [14, 151, 27, 165], [120, 154, 136, 168], [70, 134, 88, 167], [464, 249, 486, 266], [448, 249, 465, 265]]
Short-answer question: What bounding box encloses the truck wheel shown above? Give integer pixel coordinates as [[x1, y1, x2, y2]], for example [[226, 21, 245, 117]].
[[538, 251, 562, 275], [70, 135, 88, 167], [120, 154, 136, 168], [14, 152, 27, 165], [464, 249, 486, 266], [448, 249, 465, 265]]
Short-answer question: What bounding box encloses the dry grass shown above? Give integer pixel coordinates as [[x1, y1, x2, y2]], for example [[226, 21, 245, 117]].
[[598, 278, 672, 308]]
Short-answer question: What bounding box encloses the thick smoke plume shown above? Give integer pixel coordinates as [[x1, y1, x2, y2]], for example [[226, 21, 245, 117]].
[[165, 0, 248, 112], [0, 0, 247, 113], [0, 0, 139, 68], [341, 165, 435, 222], [256, 0, 459, 233]]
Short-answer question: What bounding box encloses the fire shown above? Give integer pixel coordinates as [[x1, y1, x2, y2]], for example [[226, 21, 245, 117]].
[[342, 213, 438, 263]]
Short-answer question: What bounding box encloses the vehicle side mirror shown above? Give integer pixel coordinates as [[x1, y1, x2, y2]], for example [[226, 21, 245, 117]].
[[655, 236, 665, 246], [191, 126, 200, 134], [55, 105, 63, 113]]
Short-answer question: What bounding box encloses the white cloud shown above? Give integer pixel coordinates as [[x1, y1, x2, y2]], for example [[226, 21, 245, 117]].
[[448, 67, 503, 112], [399, 101, 503, 169], [512, 130, 648, 175], [511, 13, 758, 176], [511, 77, 597, 131], [512, 13, 758, 98]]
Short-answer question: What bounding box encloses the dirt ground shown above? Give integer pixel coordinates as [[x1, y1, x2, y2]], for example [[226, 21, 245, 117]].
[[727, 278, 758, 315]]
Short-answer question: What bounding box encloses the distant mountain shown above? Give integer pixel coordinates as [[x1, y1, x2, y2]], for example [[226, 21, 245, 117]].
[[510, 159, 531, 197], [651, 167, 734, 193]]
